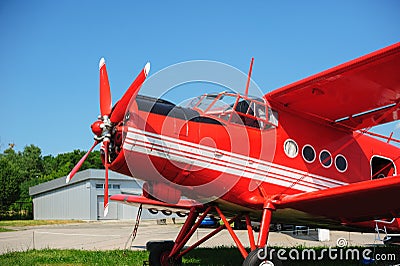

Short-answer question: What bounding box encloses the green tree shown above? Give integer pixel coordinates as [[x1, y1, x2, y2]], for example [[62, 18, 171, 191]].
[[40, 150, 103, 180], [0, 149, 24, 212], [21, 145, 43, 181], [0, 144, 104, 215]]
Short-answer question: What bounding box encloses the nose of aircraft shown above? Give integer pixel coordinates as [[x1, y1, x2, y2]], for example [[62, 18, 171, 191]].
[[90, 120, 103, 136], [66, 58, 150, 217]]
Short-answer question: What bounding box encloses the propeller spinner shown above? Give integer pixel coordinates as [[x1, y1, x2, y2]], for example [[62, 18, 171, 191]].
[[66, 58, 150, 217]]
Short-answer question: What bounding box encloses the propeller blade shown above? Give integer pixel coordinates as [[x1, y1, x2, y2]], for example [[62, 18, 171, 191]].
[[66, 141, 99, 183], [110, 62, 150, 123], [99, 58, 112, 117], [103, 140, 110, 217]]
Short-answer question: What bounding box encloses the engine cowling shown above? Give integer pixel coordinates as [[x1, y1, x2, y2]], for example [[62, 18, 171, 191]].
[[143, 181, 182, 204]]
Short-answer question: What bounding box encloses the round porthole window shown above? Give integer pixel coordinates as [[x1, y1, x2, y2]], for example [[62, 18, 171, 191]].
[[284, 139, 298, 158], [335, 154, 347, 172], [319, 150, 332, 168], [302, 145, 316, 163]]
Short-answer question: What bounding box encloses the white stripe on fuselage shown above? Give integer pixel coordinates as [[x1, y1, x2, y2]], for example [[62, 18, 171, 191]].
[[122, 127, 348, 192]]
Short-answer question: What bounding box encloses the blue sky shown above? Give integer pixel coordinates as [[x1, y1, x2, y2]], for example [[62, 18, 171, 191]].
[[0, 1, 399, 155]]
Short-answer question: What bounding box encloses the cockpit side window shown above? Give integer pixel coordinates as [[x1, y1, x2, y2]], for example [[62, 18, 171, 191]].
[[195, 95, 218, 112], [232, 99, 258, 128], [183, 92, 278, 130], [229, 97, 279, 129], [235, 99, 250, 114]]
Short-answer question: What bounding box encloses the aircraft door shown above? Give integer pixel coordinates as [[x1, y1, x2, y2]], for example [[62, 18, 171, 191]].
[[371, 155, 396, 179], [97, 195, 118, 220]]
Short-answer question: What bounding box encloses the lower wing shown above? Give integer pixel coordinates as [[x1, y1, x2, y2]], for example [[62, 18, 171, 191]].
[[110, 194, 203, 214], [274, 176, 400, 222]]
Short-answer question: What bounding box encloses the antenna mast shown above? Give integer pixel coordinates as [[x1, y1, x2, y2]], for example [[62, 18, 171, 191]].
[[244, 57, 254, 96]]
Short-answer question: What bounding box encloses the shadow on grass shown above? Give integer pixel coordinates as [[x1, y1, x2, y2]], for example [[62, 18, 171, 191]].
[[183, 247, 243, 265]]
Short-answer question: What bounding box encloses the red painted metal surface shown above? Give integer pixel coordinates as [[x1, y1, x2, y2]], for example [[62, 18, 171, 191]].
[[177, 214, 241, 259], [266, 42, 400, 131], [110, 62, 149, 123], [109, 194, 202, 211], [99, 58, 112, 117], [67, 42, 400, 263], [275, 176, 400, 221], [215, 207, 248, 259], [257, 202, 275, 247], [107, 42, 400, 231], [169, 206, 202, 258], [245, 214, 256, 251]]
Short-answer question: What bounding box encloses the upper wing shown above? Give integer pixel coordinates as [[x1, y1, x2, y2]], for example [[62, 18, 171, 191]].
[[110, 194, 203, 213], [265, 42, 400, 131], [274, 176, 400, 222]]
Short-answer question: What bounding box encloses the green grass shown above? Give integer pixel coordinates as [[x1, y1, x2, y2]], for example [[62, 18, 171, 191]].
[[0, 220, 84, 234], [0, 220, 83, 227], [0, 248, 241, 266], [0, 249, 148, 266], [0, 227, 14, 232], [0, 246, 399, 266]]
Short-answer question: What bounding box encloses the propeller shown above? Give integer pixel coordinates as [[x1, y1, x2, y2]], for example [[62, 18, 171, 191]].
[[66, 140, 99, 183], [99, 58, 112, 117], [66, 58, 150, 217], [103, 139, 110, 216], [110, 62, 150, 123]]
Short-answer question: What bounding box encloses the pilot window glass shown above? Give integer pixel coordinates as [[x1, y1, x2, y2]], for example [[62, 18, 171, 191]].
[[195, 95, 218, 112], [269, 110, 279, 126], [186, 92, 278, 130], [230, 97, 276, 129], [206, 95, 237, 115]]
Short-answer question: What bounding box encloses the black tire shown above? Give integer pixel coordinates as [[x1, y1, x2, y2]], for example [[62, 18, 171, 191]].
[[275, 224, 282, 232], [176, 211, 187, 217], [148, 241, 182, 266], [149, 208, 159, 215], [242, 248, 282, 266], [162, 210, 172, 216]]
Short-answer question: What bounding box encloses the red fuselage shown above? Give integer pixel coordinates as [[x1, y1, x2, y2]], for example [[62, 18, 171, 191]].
[[107, 92, 400, 230]]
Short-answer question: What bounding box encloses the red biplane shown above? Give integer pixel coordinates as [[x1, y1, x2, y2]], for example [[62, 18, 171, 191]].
[[67, 42, 400, 265]]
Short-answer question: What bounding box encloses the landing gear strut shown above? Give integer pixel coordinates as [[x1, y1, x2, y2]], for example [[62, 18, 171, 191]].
[[146, 201, 277, 266]]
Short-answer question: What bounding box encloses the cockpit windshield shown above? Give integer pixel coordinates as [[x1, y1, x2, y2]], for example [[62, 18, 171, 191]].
[[183, 91, 278, 130]]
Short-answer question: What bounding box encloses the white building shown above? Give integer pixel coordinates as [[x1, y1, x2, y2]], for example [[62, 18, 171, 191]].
[[29, 169, 164, 220]]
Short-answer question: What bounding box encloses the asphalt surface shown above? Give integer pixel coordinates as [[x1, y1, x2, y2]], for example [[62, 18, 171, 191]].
[[0, 219, 381, 254]]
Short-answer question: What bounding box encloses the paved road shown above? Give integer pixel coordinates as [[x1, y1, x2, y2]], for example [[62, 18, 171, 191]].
[[0, 219, 381, 254]]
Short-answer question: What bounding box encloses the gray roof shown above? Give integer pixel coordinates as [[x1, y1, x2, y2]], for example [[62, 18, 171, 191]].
[[29, 169, 143, 196]]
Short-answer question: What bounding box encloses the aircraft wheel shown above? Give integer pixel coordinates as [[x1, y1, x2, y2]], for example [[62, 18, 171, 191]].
[[148, 241, 182, 266], [275, 224, 282, 232], [149, 208, 159, 214], [176, 211, 187, 217], [162, 210, 172, 216], [242, 248, 282, 266]]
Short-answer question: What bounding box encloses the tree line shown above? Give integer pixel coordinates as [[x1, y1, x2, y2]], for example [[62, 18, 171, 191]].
[[0, 144, 103, 217]]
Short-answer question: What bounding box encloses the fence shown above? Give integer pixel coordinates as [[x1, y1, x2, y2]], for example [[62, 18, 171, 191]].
[[0, 201, 33, 220]]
